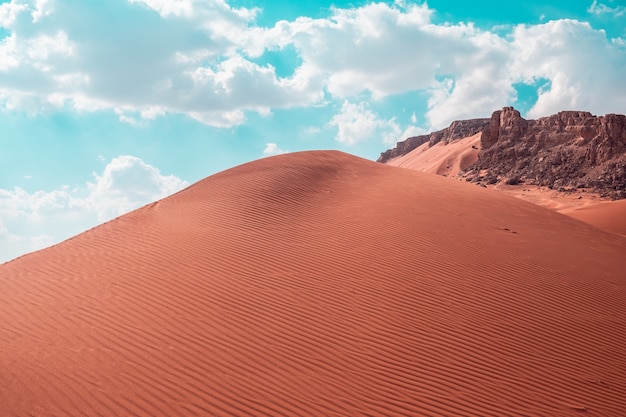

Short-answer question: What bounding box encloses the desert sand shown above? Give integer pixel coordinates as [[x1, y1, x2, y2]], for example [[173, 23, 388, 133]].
[[385, 133, 626, 227], [386, 132, 481, 177], [491, 184, 610, 212], [1, 151, 625, 416], [562, 199, 626, 237]]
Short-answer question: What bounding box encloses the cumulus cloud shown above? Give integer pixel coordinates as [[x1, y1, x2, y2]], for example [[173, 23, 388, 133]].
[[510, 19, 626, 119], [0, 156, 188, 263], [262, 3, 446, 99], [0, 186, 94, 263], [128, 0, 196, 18], [0, 217, 55, 265], [263, 143, 288, 156], [88, 155, 188, 221], [398, 125, 427, 142], [330, 101, 381, 145], [424, 34, 512, 127], [329, 100, 405, 145], [0, 0, 624, 131], [260, 2, 626, 128], [0, 0, 321, 126]]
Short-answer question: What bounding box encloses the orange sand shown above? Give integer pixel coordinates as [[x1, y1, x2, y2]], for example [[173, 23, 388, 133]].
[[386, 134, 624, 225], [1, 151, 625, 416], [562, 199, 626, 236], [489, 183, 613, 213], [386, 132, 481, 177]]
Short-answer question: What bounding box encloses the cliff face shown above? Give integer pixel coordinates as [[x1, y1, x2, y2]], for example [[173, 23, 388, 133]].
[[379, 107, 626, 198], [472, 107, 626, 198]]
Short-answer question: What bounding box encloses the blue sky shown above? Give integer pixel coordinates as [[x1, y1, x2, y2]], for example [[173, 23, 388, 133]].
[[1, 0, 625, 262]]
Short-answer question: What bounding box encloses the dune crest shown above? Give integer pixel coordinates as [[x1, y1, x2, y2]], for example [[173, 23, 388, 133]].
[[563, 199, 626, 236], [386, 132, 481, 177], [1, 151, 625, 416]]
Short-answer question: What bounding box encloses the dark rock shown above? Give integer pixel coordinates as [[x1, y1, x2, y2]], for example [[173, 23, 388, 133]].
[[379, 106, 626, 199], [474, 108, 626, 198]]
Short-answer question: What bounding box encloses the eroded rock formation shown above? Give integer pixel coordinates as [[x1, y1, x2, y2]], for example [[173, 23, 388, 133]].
[[379, 107, 626, 198]]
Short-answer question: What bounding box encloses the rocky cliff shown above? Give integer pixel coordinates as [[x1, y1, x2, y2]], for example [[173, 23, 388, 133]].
[[378, 107, 626, 199]]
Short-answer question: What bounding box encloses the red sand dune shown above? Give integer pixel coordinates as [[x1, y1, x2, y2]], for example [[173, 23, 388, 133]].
[[563, 199, 626, 237], [386, 133, 481, 177], [1, 151, 626, 416], [384, 134, 624, 221]]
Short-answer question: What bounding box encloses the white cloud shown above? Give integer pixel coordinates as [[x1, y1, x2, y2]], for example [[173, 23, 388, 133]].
[[180, 55, 323, 115], [426, 69, 513, 128], [0, 0, 624, 132], [510, 19, 626, 119], [330, 101, 381, 145], [88, 155, 188, 221], [329, 100, 404, 145], [424, 31, 512, 128], [32, 0, 53, 22], [0, 2, 27, 27], [263, 143, 288, 156], [328, 101, 424, 145], [26, 31, 74, 63], [588, 1, 626, 17], [267, 3, 626, 128], [129, 0, 260, 28], [0, 34, 19, 71], [189, 109, 247, 127], [0, 156, 188, 263], [269, 3, 445, 100], [129, 0, 195, 18], [0, 186, 93, 263], [0, 217, 55, 264], [0, 0, 316, 127], [399, 125, 427, 142]]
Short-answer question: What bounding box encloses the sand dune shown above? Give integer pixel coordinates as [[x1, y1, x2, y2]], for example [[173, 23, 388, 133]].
[[490, 184, 609, 213], [563, 199, 626, 236], [386, 133, 481, 177], [384, 135, 621, 218], [1, 151, 625, 416]]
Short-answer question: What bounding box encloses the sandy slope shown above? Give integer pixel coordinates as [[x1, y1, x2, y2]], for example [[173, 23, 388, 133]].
[[386, 133, 481, 177], [491, 184, 609, 212], [385, 134, 621, 218], [1, 151, 625, 416], [562, 199, 626, 236]]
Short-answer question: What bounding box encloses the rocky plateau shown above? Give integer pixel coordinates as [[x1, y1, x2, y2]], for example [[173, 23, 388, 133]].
[[378, 107, 626, 199]]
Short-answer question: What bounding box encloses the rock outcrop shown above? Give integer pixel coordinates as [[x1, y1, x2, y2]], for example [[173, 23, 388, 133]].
[[378, 107, 626, 199]]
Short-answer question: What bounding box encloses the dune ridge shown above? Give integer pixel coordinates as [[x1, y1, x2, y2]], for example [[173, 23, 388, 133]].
[[1, 151, 625, 416], [563, 199, 626, 236], [384, 134, 626, 223], [386, 132, 481, 177]]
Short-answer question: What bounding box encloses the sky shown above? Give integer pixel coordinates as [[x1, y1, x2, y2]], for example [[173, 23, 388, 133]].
[[1, 0, 625, 263]]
